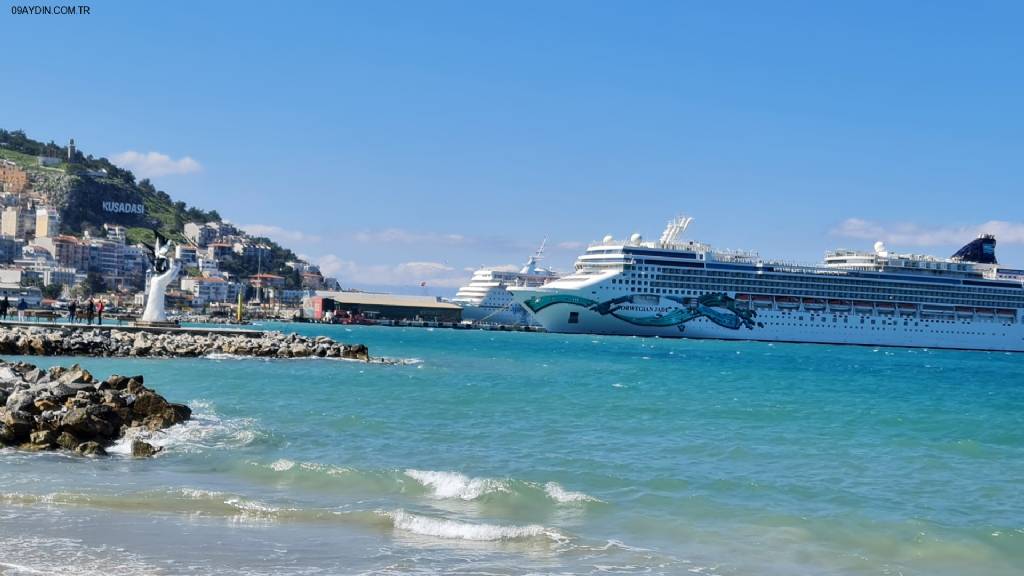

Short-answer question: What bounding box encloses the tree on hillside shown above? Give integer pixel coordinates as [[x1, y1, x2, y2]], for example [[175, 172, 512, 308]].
[[80, 272, 107, 296]]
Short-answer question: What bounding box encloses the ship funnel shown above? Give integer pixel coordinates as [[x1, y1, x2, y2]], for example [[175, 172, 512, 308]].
[[951, 234, 997, 264]]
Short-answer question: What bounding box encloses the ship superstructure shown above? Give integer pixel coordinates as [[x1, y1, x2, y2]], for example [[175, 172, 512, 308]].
[[453, 241, 559, 325], [509, 217, 1024, 351]]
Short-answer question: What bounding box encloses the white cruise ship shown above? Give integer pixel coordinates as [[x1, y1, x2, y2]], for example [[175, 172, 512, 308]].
[[453, 242, 559, 325], [509, 217, 1024, 352]]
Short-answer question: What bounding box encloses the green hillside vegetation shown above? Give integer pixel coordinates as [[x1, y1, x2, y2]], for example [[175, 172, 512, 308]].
[[1, 129, 302, 287]]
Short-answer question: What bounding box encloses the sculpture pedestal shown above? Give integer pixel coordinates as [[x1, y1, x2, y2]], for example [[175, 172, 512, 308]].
[[132, 320, 180, 329]]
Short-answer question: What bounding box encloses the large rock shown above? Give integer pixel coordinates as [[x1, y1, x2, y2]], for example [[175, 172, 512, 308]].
[[131, 439, 160, 457], [0, 409, 33, 442], [60, 405, 120, 441], [76, 441, 106, 456], [5, 389, 36, 413], [0, 359, 193, 456]]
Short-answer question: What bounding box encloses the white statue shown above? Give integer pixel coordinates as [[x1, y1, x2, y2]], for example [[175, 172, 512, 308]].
[[141, 237, 180, 323]]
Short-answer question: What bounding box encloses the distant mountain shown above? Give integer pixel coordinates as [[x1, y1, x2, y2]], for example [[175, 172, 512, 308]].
[[0, 129, 302, 284]]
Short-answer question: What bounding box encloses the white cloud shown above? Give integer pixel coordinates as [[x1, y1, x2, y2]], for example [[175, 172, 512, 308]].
[[353, 228, 471, 246], [831, 218, 1024, 247], [350, 228, 560, 254], [316, 255, 466, 287], [242, 224, 320, 244], [111, 150, 202, 178]]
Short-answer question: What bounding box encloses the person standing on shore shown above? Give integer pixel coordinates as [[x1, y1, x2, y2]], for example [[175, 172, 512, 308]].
[[96, 299, 105, 325], [86, 299, 95, 325], [0, 296, 8, 321], [16, 298, 27, 322], [68, 300, 77, 323]]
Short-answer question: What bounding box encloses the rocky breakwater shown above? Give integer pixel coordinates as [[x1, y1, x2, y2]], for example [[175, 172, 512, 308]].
[[0, 325, 371, 361], [0, 360, 189, 457]]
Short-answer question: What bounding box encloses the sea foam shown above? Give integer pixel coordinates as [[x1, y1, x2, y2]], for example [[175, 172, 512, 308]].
[[384, 509, 564, 542], [107, 401, 260, 456], [404, 469, 509, 500], [543, 482, 603, 504]]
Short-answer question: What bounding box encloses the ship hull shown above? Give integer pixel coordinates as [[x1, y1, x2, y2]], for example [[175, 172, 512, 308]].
[[511, 288, 1024, 352], [458, 303, 539, 326]]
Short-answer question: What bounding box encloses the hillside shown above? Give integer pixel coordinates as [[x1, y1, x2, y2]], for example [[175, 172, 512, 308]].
[[0, 129, 301, 283]]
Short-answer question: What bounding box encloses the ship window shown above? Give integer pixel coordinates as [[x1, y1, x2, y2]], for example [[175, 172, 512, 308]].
[[568, 312, 579, 324]]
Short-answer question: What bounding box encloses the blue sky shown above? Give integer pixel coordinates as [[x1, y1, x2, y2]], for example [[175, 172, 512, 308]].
[[3, 1, 1023, 293]]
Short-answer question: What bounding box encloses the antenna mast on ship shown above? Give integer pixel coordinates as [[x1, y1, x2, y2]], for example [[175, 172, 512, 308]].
[[659, 216, 693, 246], [521, 238, 547, 275]]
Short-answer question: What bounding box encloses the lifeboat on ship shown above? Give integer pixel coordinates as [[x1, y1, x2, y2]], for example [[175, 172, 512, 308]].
[[752, 295, 773, 308], [828, 299, 851, 312], [876, 302, 896, 314], [975, 307, 995, 318], [897, 303, 917, 315], [802, 298, 826, 311], [777, 296, 800, 309], [956, 306, 974, 318], [853, 301, 874, 313], [735, 293, 750, 301]]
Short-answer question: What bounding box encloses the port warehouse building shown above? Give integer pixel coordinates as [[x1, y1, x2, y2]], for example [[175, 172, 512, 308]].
[[304, 291, 462, 323]]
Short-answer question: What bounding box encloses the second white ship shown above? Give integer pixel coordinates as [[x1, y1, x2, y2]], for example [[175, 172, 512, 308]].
[[453, 242, 558, 325]]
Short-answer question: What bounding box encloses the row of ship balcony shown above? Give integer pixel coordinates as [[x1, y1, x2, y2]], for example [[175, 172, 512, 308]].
[[734, 294, 1018, 321]]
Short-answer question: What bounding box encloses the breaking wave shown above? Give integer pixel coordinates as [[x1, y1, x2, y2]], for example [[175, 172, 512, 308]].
[[404, 469, 510, 500], [543, 481, 603, 503], [382, 509, 565, 542], [403, 469, 602, 505]]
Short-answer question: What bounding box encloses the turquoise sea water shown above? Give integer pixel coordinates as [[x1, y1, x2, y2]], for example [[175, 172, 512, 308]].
[[1, 323, 1022, 575]]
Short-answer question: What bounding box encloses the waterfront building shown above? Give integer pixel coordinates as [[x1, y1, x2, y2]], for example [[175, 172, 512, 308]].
[[0, 283, 42, 307], [0, 235, 24, 263], [33, 235, 89, 270], [0, 160, 28, 194], [103, 224, 127, 243], [207, 242, 235, 261], [174, 245, 199, 269], [42, 266, 77, 287], [0, 269, 22, 284], [184, 222, 217, 247], [86, 236, 125, 283], [34, 207, 60, 238], [181, 276, 229, 306], [122, 244, 149, 288], [197, 257, 220, 274], [233, 241, 271, 266], [300, 271, 325, 290], [510, 216, 1024, 352], [249, 273, 286, 289], [184, 221, 241, 248], [307, 291, 463, 323], [1, 206, 35, 239]]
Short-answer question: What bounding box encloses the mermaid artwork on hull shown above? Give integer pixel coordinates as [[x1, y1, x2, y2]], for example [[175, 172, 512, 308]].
[[524, 292, 760, 332]]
